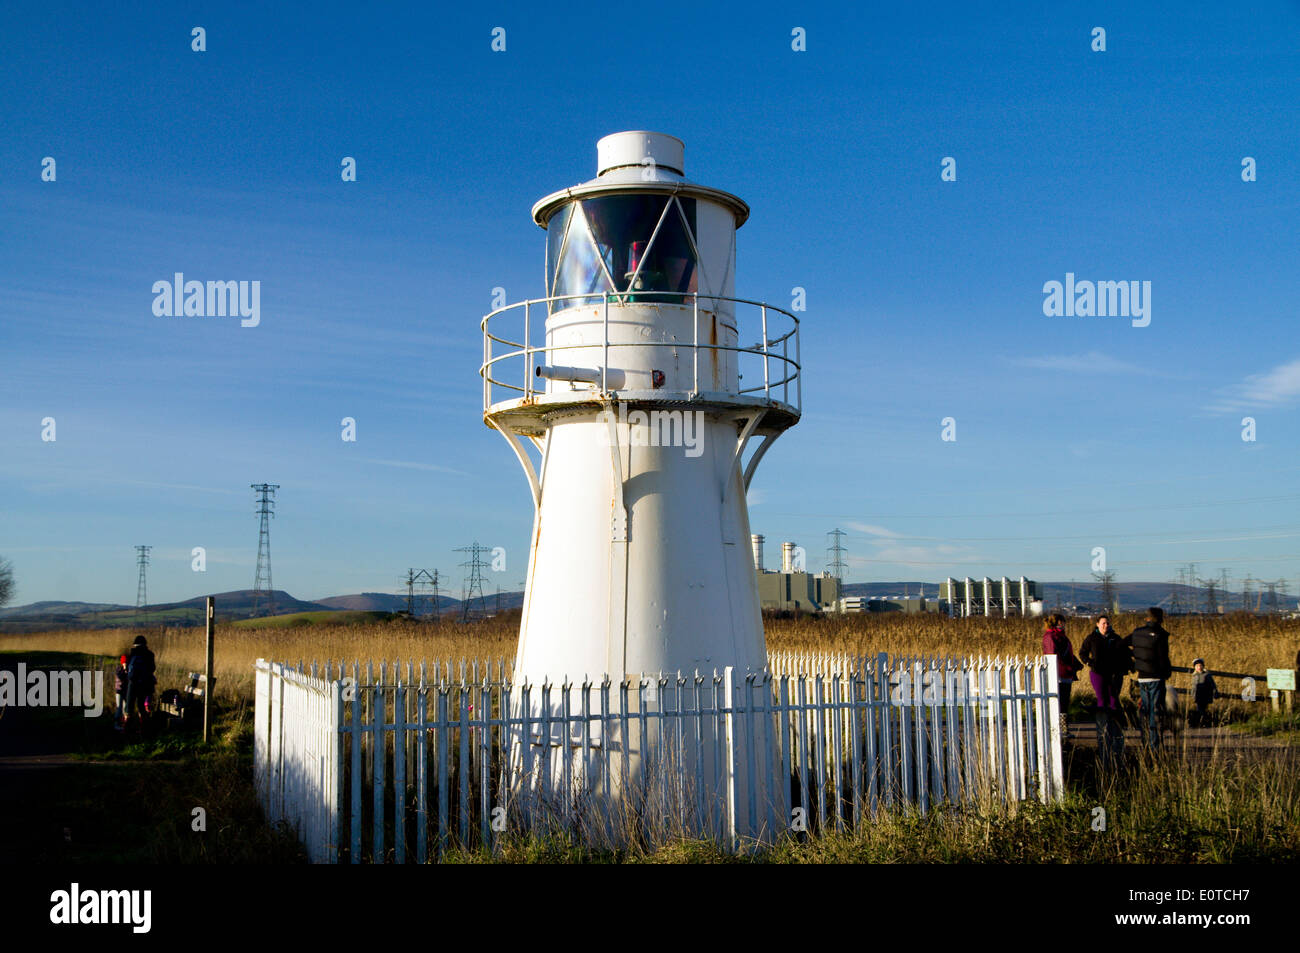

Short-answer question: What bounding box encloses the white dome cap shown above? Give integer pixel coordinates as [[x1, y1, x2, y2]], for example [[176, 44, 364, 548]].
[[531, 132, 748, 228], [597, 131, 684, 177]]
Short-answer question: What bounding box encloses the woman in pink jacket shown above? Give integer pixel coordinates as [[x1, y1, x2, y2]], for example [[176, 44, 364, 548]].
[[1042, 613, 1083, 738]]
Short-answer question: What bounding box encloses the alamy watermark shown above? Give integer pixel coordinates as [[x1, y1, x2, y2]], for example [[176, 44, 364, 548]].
[[0, 663, 105, 717], [1042, 273, 1150, 327], [50, 883, 151, 933], [595, 402, 704, 457], [152, 273, 260, 327]]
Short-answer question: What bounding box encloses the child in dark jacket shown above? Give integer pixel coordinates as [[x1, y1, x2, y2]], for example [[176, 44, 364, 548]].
[[1188, 658, 1217, 727], [113, 654, 128, 731]]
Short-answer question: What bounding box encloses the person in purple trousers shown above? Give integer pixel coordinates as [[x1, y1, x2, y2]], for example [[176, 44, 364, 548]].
[[1080, 614, 1132, 767]]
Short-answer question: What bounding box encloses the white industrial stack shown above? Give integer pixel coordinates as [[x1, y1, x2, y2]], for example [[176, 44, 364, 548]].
[[480, 131, 801, 837]]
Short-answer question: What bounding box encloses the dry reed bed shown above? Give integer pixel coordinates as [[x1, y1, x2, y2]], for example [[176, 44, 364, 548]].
[[3, 612, 1295, 711]]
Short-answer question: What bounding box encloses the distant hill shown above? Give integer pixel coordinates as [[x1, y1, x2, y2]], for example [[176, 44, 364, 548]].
[[3, 578, 1272, 633], [161, 589, 336, 617], [0, 587, 527, 631], [320, 590, 528, 613], [0, 601, 127, 619], [317, 592, 411, 612]]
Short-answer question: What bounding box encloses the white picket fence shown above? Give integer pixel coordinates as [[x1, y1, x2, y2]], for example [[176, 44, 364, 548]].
[[253, 653, 1064, 863], [253, 662, 342, 863]]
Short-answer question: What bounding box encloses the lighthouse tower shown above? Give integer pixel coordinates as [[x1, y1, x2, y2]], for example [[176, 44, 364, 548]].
[[481, 132, 801, 834]]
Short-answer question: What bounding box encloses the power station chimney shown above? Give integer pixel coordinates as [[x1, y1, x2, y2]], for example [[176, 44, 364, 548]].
[[781, 541, 797, 574], [751, 534, 765, 573]]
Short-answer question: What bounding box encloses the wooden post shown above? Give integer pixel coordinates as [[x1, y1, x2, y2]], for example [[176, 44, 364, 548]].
[[204, 596, 215, 743]]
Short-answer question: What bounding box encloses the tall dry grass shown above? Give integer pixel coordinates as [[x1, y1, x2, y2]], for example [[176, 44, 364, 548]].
[[3, 611, 1295, 712], [0, 617, 517, 703], [4, 611, 1295, 864], [766, 611, 1299, 720]]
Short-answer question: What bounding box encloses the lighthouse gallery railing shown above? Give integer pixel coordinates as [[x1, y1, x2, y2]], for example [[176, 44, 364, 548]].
[[255, 652, 1064, 863], [480, 292, 801, 415]]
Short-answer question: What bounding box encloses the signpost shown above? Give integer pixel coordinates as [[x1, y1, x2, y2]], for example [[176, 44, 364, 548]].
[[1266, 669, 1295, 713], [204, 597, 216, 742]]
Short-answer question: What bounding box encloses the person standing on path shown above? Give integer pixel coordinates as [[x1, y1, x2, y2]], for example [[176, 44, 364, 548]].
[[112, 654, 128, 731], [124, 635, 156, 734], [1079, 614, 1131, 766], [1042, 613, 1083, 739], [1125, 607, 1173, 750]]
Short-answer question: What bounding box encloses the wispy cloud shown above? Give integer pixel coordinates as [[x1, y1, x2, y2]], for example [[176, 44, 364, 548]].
[[1207, 356, 1300, 414], [116, 479, 243, 495], [362, 458, 471, 477], [847, 522, 901, 538], [847, 543, 985, 569], [1009, 351, 1145, 375], [845, 523, 986, 569]]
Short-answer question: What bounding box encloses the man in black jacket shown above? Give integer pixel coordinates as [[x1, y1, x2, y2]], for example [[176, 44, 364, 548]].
[[1124, 607, 1173, 749], [124, 635, 157, 732]]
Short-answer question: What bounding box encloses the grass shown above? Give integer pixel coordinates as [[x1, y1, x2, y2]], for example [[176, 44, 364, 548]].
[[437, 747, 1300, 864], [2, 613, 1295, 863], [2, 610, 1293, 712], [0, 650, 304, 862], [232, 609, 396, 629], [0, 613, 518, 705], [1232, 710, 1300, 742]]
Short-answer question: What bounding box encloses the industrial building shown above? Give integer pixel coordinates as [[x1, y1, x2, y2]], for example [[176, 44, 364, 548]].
[[752, 535, 839, 613], [835, 593, 936, 614], [940, 577, 1043, 618]]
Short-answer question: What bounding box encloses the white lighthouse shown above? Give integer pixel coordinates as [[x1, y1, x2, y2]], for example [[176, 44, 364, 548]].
[[481, 131, 801, 836]]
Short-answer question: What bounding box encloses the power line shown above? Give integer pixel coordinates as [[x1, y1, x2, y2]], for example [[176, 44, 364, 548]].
[[826, 528, 847, 583], [837, 527, 1300, 544], [402, 568, 441, 620], [835, 554, 1300, 568], [252, 483, 279, 617], [765, 493, 1300, 522], [134, 545, 151, 625], [455, 543, 490, 622]]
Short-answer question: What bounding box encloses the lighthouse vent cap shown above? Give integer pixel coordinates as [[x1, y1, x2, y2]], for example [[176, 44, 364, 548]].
[[597, 131, 684, 177]]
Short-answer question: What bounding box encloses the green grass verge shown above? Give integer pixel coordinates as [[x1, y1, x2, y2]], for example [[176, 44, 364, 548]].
[[232, 610, 395, 629], [1231, 710, 1300, 742]]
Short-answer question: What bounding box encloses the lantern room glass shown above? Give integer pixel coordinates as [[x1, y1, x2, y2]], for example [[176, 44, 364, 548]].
[[548, 195, 699, 311]]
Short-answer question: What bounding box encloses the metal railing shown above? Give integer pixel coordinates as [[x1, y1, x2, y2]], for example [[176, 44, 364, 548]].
[[480, 292, 801, 415]]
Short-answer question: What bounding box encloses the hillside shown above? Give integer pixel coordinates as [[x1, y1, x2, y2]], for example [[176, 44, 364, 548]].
[[0, 587, 527, 631], [316, 592, 411, 612], [3, 579, 1280, 634]]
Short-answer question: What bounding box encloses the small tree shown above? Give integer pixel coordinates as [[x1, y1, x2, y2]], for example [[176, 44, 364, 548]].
[[0, 557, 13, 609]]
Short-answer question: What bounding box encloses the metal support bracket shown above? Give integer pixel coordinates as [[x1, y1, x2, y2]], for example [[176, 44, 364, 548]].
[[742, 431, 782, 492], [725, 412, 765, 504], [488, 419, 542, 509]]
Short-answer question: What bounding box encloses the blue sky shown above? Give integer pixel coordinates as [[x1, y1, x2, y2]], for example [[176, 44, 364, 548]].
[[2, 2, 1298, 606]]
